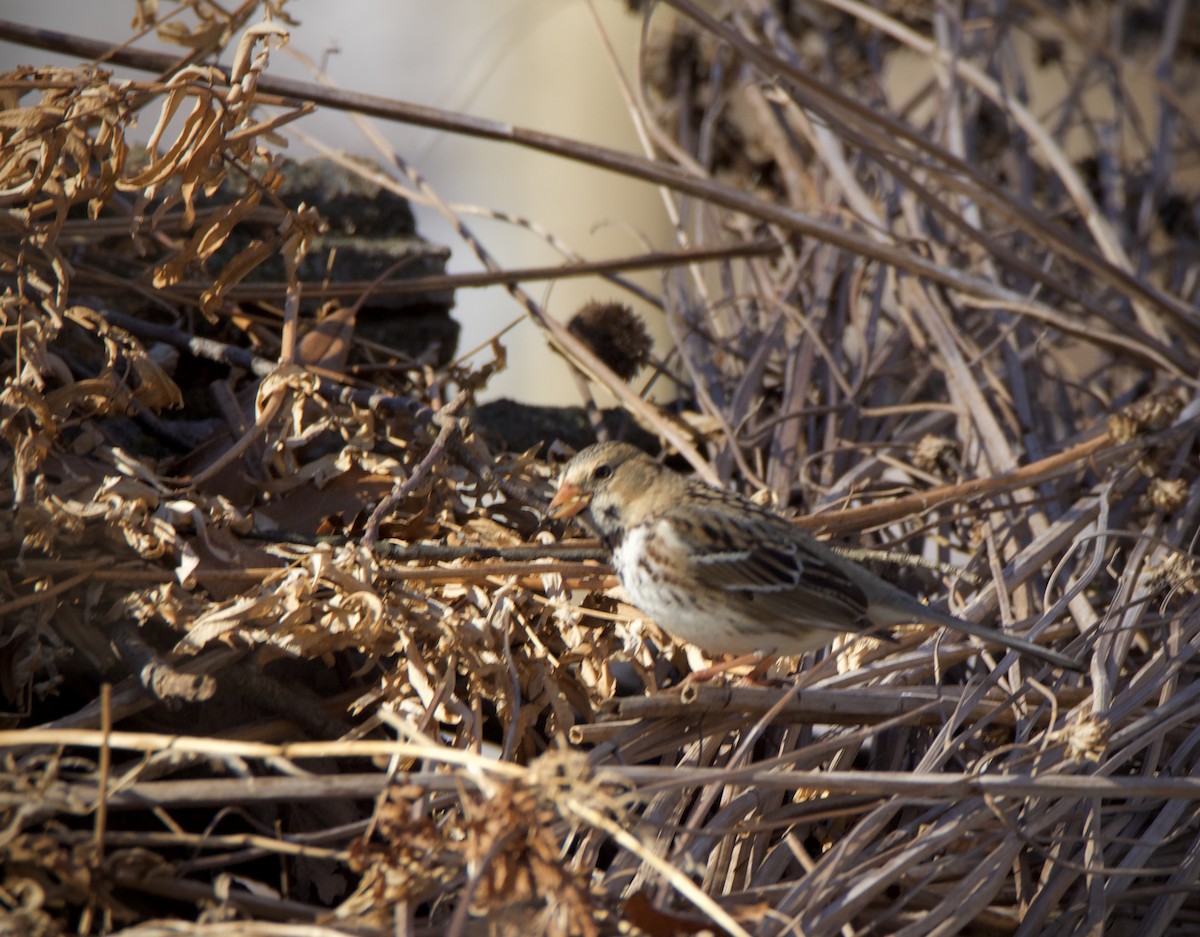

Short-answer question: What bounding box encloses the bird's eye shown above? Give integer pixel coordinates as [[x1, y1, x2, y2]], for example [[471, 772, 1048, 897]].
[[593, 464, 613, 481]]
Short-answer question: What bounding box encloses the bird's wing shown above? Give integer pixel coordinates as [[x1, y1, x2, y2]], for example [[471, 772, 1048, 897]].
[[669, 497, 871, 632], [659, 488, 1082, 670]]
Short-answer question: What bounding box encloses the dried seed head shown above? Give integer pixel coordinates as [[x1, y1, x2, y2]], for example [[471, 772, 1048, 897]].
[[1109, 389, 1185, 443], [1147, 477, 1188, 514], [567, 300, 652, 381], [912, 434, 960, 475]]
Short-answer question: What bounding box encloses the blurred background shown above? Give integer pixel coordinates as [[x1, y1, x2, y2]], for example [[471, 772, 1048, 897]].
[[0, 0, 673, 403]]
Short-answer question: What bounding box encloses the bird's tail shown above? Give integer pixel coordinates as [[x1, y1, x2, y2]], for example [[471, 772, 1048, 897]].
[[873, 596, 1083, 672]]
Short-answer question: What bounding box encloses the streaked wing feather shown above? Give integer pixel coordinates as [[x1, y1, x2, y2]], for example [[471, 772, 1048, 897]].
[[671, 496, 871, 632]]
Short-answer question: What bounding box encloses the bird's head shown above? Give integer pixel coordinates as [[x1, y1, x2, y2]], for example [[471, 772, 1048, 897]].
[[549, 441, 669, 539]]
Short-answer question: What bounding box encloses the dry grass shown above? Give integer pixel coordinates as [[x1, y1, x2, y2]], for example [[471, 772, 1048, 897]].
[[2, 2, 1200, 935]]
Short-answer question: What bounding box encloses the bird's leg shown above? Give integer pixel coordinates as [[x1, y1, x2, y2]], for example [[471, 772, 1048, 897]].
[[680, 653, 777, 685], [744, 654, 780, 683]]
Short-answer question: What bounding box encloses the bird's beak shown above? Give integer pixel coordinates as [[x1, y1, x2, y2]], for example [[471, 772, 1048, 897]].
[[549, 482, 591, 520]]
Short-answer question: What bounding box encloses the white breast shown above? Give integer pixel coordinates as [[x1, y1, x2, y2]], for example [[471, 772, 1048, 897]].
[[611, 520, 779, 655]]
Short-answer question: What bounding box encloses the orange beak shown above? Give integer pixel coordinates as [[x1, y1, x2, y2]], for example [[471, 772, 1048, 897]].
[[548, 482, 591, 520]]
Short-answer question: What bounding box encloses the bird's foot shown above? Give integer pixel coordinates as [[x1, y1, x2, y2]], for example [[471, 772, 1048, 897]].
[[675, 653, 779, 687]]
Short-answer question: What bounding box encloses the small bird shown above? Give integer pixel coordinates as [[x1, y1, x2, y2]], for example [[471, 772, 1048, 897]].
[[549, 441, 1080, 672]]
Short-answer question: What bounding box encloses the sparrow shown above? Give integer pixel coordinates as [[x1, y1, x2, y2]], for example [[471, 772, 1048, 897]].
[[549, 441, 1081, 672]]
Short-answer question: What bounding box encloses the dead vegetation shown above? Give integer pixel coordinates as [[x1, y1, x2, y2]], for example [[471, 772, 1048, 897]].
[[2, 1, 1200, 935]]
